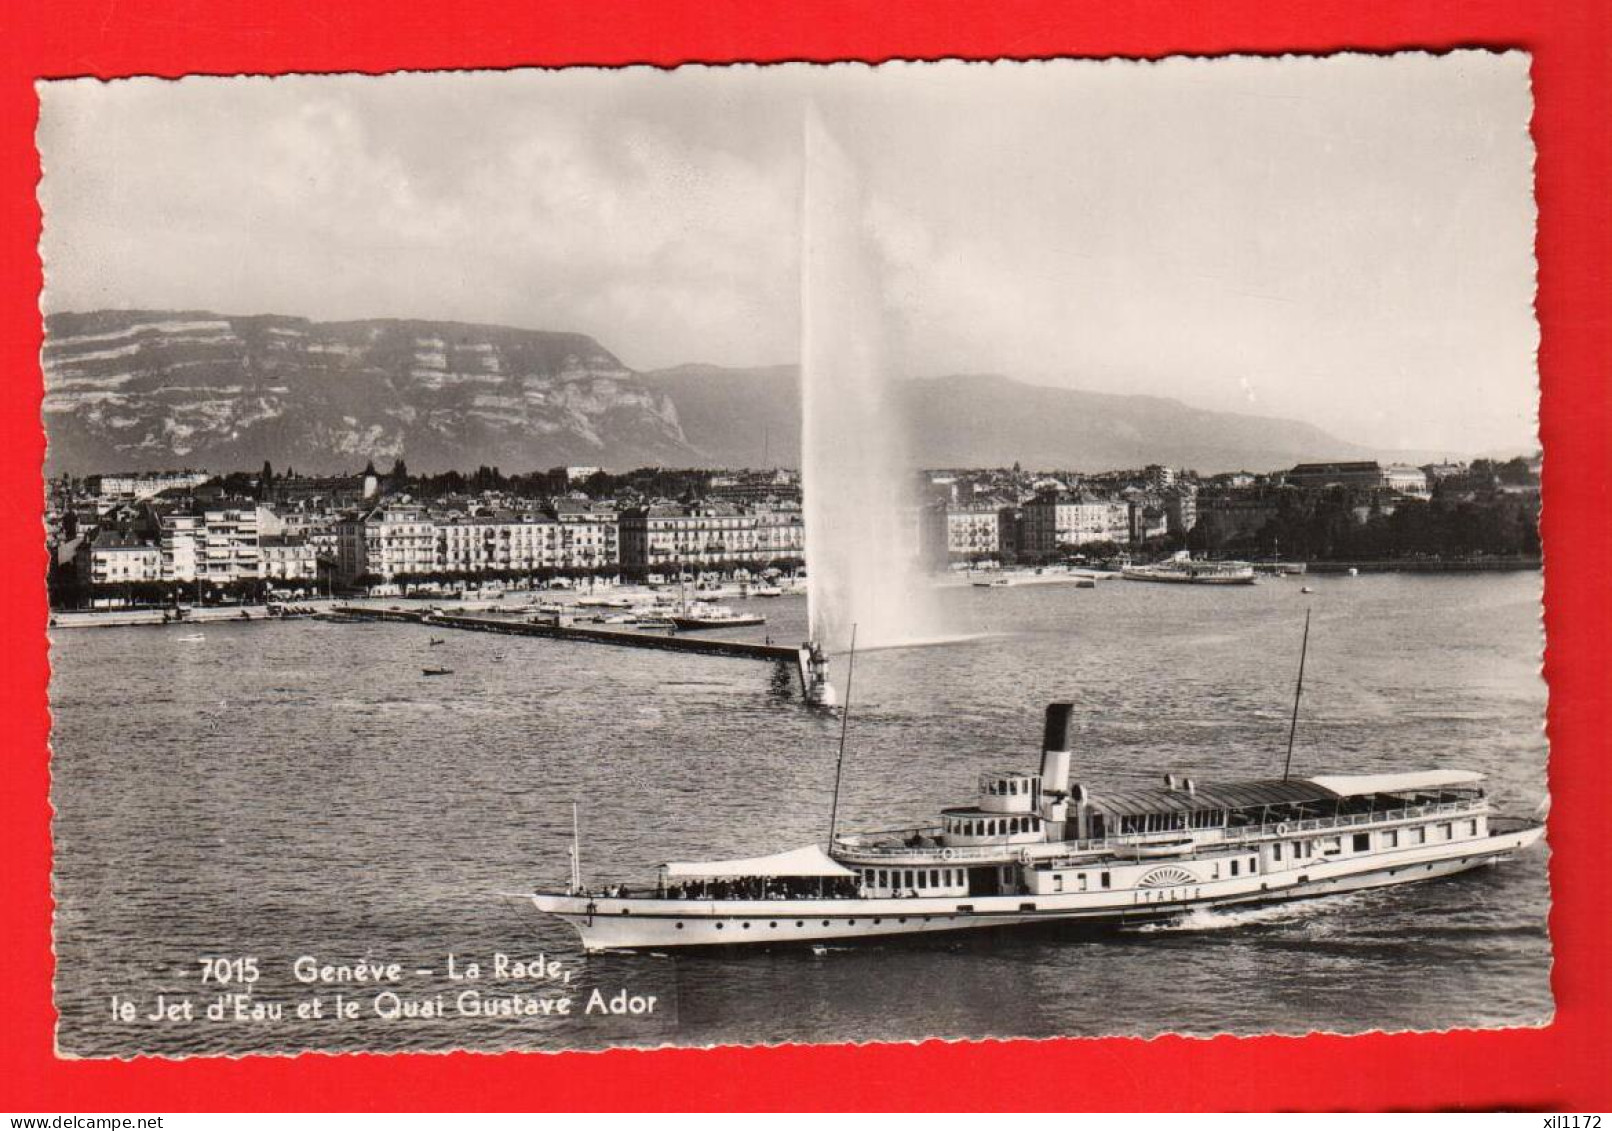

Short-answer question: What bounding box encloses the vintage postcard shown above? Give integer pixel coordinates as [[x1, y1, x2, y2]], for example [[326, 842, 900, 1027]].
[[37, 53, 1546, 1059]]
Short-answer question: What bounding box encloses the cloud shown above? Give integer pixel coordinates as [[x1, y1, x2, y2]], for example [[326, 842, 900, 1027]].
[[37, 56, 1537, 454]]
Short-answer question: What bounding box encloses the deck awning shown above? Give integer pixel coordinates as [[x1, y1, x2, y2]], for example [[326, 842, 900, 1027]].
[[1305, 770, 1485, 797], [1091, 779, 1333, 817], [660, 844, 857, 880]]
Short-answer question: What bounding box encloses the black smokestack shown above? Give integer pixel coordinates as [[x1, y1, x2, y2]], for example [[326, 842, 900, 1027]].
[[1042, 702, 1074, 752]]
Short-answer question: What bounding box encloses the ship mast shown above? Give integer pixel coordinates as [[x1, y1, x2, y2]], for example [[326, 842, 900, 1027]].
[[827, 623, 858, 842], [569, 800, 583, 893], [1281, 608, 1312, 783]]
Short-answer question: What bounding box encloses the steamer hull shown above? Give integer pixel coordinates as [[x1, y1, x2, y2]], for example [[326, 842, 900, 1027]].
[[533, 822, 1541, 952]]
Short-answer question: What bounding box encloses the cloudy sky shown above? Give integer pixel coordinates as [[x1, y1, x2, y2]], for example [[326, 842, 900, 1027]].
[[37, 54, 1536, 454]]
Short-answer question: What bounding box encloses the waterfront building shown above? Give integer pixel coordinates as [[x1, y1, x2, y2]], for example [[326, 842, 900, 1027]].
[[438, 511, 550, 575], [436, 510, 618, 576], [619, 500, 803, 575], [548, 499, 621, 570], [921, 501, 1002, 566], [752, 502, 805, 568], [1021, 490, 1131, 556], [260, 534, 319, 584], [145, 507, 199, 583], [621, 501, 755, 573], [335, 504, 436, 583], [199, 506, 262, 585], [75, 530, 162, 587]]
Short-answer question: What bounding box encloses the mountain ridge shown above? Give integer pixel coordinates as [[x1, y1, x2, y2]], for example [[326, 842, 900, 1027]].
[[43, 309, 1396, 476]]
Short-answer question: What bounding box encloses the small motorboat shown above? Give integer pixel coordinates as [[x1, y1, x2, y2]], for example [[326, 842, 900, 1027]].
[[421, 667, 454, 677], [1300, 586, 1315, 594], [671, 606, 766, 630], [428, 637, 447, 646]]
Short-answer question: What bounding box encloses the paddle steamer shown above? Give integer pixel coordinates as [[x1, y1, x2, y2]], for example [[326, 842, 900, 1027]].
[[529, 703, 1543, 951]]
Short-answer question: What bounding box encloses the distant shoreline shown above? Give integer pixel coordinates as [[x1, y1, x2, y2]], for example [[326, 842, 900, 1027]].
[[1302, 558, 1541, 573]]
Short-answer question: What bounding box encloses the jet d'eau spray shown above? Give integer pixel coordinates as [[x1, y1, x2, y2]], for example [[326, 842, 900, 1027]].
[[799, 107, 950, 658]]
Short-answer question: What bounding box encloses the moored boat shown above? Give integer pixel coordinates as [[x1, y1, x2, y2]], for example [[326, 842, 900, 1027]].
[[529, 703, 1543, 951], [670, 605, 767, 630], [1123, 552, 1256, 585]]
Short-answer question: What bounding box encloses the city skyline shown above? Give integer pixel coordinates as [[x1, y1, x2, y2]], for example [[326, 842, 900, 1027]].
[[38, 53, 1537, 456]]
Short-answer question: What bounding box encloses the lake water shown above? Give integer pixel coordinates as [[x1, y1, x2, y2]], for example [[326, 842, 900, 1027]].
[[49, 572, 1551, 1056]]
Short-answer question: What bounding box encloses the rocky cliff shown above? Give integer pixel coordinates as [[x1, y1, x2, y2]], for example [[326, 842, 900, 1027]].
[[42, 311, 696, 474]]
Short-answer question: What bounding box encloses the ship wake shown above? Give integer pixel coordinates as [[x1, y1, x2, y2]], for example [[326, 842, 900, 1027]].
[[1124, 892, 1370, 934]]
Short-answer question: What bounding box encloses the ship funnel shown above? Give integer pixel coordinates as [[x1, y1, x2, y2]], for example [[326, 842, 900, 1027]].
[[1039, 702, 1074, 796]]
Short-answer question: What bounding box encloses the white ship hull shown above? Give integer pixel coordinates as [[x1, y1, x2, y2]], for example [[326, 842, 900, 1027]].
[[1122, 567, 1256, 585], [531, 824, 1541, 952]]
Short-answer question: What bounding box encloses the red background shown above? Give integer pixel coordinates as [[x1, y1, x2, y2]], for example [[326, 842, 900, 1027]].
[[2, 0, 1608, 1112]]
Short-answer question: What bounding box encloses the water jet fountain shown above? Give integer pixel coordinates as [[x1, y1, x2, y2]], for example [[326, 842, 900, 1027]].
[[799, 108, 948, 673]]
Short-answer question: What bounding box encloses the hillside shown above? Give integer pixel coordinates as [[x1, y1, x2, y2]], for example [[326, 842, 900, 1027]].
[[42, 311, 695, 475], [42, 311, 1369, 475], [642, 365, 1368, 473]]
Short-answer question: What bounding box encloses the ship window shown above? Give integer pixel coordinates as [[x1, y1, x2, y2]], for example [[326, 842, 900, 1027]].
[[1211, 863, 1221, 879], [1468, 819, 1479, 836], [1440, 823, 1452, 840], [1053, 875, 1064, 892], [1101, 873, 1111, 889], [1249, 857, 1257, 873], [1353, 833, 1370, 852], [1078, 873, 1089, 892], [1273, 843, 1282, 861], [1230, 859, 1239, 877], [917, 871, 928, 889], [1385, 830, 1399, 848], [1413, 827, 1426, 845]]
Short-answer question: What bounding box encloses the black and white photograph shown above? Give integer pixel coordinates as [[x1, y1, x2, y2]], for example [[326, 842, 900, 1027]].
[[38, 53, 1547, 1057]]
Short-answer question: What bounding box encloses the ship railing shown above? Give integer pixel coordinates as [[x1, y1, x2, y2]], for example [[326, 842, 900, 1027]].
[[833, 829, 1112, 862], [832, 801, 1485, 863], [1214, 799, 1483, 843]]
